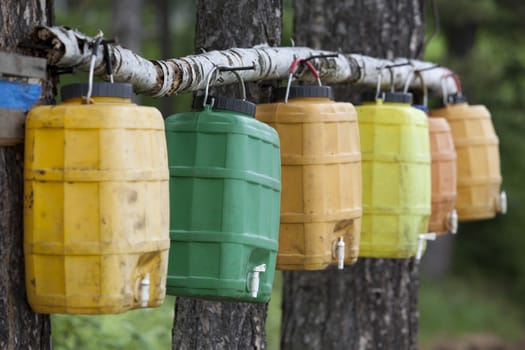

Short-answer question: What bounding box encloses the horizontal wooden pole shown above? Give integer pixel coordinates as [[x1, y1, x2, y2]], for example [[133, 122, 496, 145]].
[[32, 26, 461, 98]]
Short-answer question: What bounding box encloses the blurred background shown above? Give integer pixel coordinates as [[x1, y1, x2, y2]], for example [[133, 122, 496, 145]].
[[52, 0, 525, 349]]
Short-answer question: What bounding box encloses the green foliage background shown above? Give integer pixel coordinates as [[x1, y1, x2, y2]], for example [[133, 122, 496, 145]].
[[50, 0, 525, 348], [51, 298, 175, 349], [425, 0, 525, 305]]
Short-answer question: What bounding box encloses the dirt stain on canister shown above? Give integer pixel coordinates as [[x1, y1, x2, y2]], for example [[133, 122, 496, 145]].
[[128, 190, 138, 203]]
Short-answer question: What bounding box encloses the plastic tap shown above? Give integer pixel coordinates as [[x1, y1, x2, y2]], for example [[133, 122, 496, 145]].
[[416, 233, 437, 262], [248, 264, 266, 298], [499, 191, 507, 215], [335, 237, 345, 270], [448, 209, 458, 234], [139, 273, 150, 308]]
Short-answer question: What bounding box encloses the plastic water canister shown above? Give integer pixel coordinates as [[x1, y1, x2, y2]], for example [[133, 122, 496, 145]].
[[165, 79, 281, 302], [357, 92, 431, 258], [429, 94, 504, 221], [24, 83, 170, 314], [257, 85, 362, 270]]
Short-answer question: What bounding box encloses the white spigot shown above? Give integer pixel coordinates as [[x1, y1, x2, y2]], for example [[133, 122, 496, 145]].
[[139, 273, 150, 308], [499, 191, 507, 215], [335, 237, 345, 270], [416, 233, 437, 262], [247, 264, 266, 298], [448, 209, 458, 234]]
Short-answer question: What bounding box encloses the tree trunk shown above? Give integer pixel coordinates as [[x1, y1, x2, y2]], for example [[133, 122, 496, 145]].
[[293, 0, 424, 60], [171, 1, 281, 349], [281, 1, 425, 349], [155, 0, 173, 116], [0, 1, 54, 349], [110, 0, 142, 53], [192, 0, 282, 103]]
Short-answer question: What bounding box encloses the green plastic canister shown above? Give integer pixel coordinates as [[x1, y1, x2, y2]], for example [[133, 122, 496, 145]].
[[164, 68, 281, 302], [356, 91, 431, 258]]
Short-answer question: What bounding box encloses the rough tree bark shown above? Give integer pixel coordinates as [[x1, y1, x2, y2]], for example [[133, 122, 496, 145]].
[[155, 0, 173, 116], [171, 1, 281, 349], [281, 1, 425, 349], [0, 1, 55, 349], [110, 0, 142, 53]]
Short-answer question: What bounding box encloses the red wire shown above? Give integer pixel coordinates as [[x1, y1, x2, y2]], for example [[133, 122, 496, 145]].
[[289, 58, 303, 74], [441, 71, 462, 93], [289, 58, 320, 79]]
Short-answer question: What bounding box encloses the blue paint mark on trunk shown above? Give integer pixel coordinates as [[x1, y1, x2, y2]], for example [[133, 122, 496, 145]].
[[0, 80, 42, 112]]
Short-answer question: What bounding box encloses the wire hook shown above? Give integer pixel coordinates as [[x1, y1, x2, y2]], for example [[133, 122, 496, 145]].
[[375, 64, 395, 99], [440, 71, 462, 105], [86, 32, 104, 104], [202, 65, 255, 108], [102, 39, 116, 83], [284, 57, 322, 103], [403, 68, 428, 107]]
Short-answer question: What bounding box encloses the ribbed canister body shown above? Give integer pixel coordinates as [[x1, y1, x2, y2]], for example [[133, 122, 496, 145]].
[[257, 96, 362, 270], [24, 94, 169, 314], [428, 117, 457, 235], [357, 100, 431, 258], [430, 103, 502, 221], [165, 105, 281, 302]]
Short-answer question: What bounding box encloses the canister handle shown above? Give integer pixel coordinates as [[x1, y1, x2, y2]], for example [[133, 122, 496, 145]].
[[102, 40, 114, 83], [86, 35, 104, 104], [374, 64, 402, 99], [375, 65, 395, 99], [403, 69, 428, 107], [284, 57, 322, 103], [86, 34, 116, 104], [440, 72, 462, 105], [375, 61, 415, 100], [202, 65, 255, 108]]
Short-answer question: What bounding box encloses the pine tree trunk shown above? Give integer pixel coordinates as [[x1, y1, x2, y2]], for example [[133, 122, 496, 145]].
[[281, 1, 425, 349], [0, 1, 54, 349], [171, 1, 281, 349]]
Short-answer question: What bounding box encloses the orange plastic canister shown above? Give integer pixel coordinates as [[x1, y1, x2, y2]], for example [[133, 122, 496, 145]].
[[430, 95, 505, 221], [427, 116, 458, 235], [256, 86, 362, 270]]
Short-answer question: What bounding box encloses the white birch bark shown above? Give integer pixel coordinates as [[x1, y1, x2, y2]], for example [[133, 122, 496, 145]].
[[32, 26, 460, 97]]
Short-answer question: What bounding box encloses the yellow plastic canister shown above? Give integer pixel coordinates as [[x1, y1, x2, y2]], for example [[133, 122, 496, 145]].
[[429, 95, 504, 221], [357, 92, 431, 258], [256, 86, 362, 270], [24, 83, 170, 314]]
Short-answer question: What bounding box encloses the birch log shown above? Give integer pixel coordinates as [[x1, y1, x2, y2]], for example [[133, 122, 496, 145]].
[[31, 25, 459, 97]]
